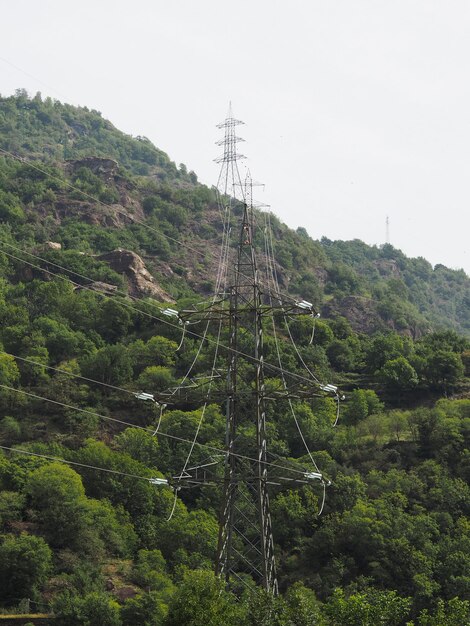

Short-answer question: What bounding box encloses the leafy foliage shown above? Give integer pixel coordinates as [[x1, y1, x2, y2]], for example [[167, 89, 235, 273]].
[[0, 91, 468, 623]]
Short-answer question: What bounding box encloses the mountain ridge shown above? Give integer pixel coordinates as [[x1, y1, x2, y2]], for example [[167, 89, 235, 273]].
[[0, 90, 469, 624], [1, 90, 468, 336]]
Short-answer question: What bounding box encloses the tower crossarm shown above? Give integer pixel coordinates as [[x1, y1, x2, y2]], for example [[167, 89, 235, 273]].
[[163, 107, 342, 597], [178, 297, 319, 324]]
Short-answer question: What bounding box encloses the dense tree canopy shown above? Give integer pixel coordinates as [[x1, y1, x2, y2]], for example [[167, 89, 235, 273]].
[[0, 91, 468, 625]]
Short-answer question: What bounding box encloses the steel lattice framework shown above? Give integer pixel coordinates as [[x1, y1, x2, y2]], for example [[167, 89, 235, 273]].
[[159, 107, 337, 595], [215, 195, 278, 593]]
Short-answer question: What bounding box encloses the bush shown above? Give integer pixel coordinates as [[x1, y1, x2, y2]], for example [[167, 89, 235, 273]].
[[0, 533, 52, 601]]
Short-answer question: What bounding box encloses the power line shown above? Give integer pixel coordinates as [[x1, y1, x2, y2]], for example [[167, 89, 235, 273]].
[[0, 147, 267, 292], [3, 350, 274, 404], [0, 147, 301, 310], [1, 350, 138, 398], [0, 444, 155, 482], [0, 57, 69, 101], [0, 147, 212, 265], [0, 383, 151, 432], [0, 243, 324, 388], [0, 382, 321, 481], [0, 240, 137, 302]]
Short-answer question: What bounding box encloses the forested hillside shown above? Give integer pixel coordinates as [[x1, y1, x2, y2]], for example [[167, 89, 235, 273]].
[[0, 91, 468, 625]]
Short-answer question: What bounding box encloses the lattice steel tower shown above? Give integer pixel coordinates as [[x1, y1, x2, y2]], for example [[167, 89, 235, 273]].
[[166, 106, 337, 595], [209, 105, 275, 592]]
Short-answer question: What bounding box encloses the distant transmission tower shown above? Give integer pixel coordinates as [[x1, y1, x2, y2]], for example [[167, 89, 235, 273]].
[[159, 106, 340, 595], [386, 215, 390, 244]]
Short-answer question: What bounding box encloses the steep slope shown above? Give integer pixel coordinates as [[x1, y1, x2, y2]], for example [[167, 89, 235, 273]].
[[0, 91, 469, 624], [0, 90, 469, 337]]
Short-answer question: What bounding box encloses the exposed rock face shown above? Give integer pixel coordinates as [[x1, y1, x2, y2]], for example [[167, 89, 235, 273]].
[[59, 157, 145, 226], [313, 266, 329, 287], [322, 295, 384, 335], [65, 156, 119, 182], [373, 258, 401, 278], [98, 249, 174, 302], [45, 241, 62, 250], [114, 586, 138, 602], [322, 295, 426, 339]]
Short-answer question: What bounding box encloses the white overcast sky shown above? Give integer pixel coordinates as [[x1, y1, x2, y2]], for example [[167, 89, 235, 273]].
[[1, 1, 470, 274]]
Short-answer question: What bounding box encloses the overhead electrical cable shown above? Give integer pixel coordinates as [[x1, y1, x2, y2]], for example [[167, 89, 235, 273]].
[[169, 212, 232, 513], [0, 240, 141, 301], [264, 214, 323, 478], [0, 347, 295, 405], [0, 147, 214, 265], [0, 244, 325, 388], [263, 243, 321, 474], [0, 147, 274, 296], [0, 383, 318, 481], [0, 57, 69, 101], [167, 202, 231, 400], [263, 215, 331, 512], [266, 213, 321, 385], [265, 215, 342, 432], [0, 444, 157, 482], [0, 350, 140, 397]]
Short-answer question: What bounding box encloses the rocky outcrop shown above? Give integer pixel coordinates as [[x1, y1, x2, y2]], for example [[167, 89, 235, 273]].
[[45, 241, 62, 250], [98, 249, 174, 302], [322, 295, 426, 339], [60, 157, 145, 225], [65, 156, 119, 182], [373, 258, 401, 278], [322, 295, 384, 335], [114, 586, 139, 602]]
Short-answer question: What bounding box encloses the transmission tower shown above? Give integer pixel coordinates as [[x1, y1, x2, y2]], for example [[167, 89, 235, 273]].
[[215, 172, 278, 594], [215, 102, 246, 199], [159, 107, 339, 595]]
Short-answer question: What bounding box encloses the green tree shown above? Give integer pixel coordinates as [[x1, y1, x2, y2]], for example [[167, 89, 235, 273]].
[[35, 316, 94, 363], [157, 509, 218, 568], [26, 462, 88, 549], [80, 344, 133, 386], [0, 533, 52, 601], [0, 189, 25, 222], [54, 591, 122, 626], [165, 570, 241, 626], [327, 339, 356, 371], [0, 490, 25, 528], [365, 333, 413, 373], [0, 353, 20, 386], [129, 335, 178, 372], [132, 549, 174, 599], [415, 598, 470, 626], [243, 588, 290, 626], [323, 588, 411, 626], [271, 488, 317, 549], [0, 415, 22, 443], [20, 346, 50, 385], [96, 300, 132, 343], [422, 350, 464, 392], [284, 582, 325, 626], [121, 592, 168, 626], [387, 410, 409, 442], [138, 366, 174, 392], [116, 428, 162, 468], [379, 357, 418, 392], [346, 389, 384, 425], [345, 390, 369, 425]]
